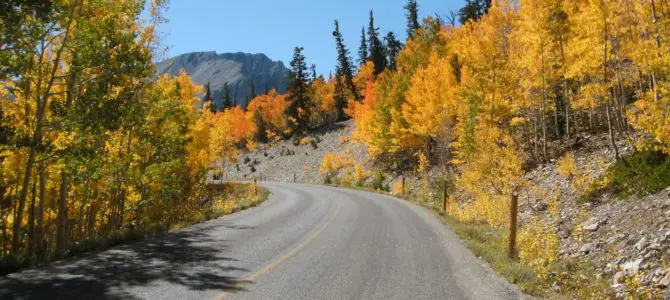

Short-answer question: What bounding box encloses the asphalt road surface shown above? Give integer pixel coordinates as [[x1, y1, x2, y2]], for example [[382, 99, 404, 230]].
[[0, 183, 526, 300]]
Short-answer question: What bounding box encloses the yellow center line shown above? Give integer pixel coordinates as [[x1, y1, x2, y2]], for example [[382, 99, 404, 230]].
[[212, 199, 341, 300]]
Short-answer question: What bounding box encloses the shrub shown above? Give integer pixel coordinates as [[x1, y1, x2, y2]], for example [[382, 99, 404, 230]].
[[243, 157, 251, 164], [391, 182, 404, 195], [604, 150, 670, 199], [353, 163, 369, 187], [518, 217, 559, 280], [573, 172, 602, 203], [299, 136, 313, 145], [319, 152, 353, 183], [292, 136, 302, 146], [557, 152, 577, 178], [372, 171, 385, 191]]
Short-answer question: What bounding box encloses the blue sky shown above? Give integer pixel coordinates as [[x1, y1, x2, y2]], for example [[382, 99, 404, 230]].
[[156, 0, 465, 76]]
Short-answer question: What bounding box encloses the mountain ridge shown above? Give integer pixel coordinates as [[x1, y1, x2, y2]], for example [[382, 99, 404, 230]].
[[157, 51, 289, 108]]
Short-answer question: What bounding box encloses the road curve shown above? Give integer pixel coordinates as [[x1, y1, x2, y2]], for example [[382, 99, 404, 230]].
[[0, 183, 525, 300]]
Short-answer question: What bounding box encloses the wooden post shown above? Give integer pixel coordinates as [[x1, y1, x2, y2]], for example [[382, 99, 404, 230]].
[[293, 172, 296, 183], [401, 176, 405, 195], [442, 180, 448, 213], [508, 191, 519, 259], [254, 178, 258, 195]]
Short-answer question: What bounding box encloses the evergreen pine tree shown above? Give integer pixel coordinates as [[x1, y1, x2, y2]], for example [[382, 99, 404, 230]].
[[385, 31, 403, 70], [358, 27, 368, 66], [332, 20, 359, 121], [458, 0, 491, 24], [285, 47, 311, 135], [204, 82, 216, 113], [310, 64, 318, 82], [233, 87, 238, 107], [250, 80, 256, 99], [404, 0, 420, 39], [367, 11, 386, 75], [222, 81, 232, 111]]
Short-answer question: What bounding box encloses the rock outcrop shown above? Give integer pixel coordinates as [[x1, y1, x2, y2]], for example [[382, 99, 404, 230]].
[[157, 51, 288, 108]]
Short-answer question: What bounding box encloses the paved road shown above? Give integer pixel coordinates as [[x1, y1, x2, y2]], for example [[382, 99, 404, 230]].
[[0, 183, 525, 300]]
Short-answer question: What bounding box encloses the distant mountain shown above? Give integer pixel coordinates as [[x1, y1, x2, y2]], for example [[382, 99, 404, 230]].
[[157, 51, 289, 108]]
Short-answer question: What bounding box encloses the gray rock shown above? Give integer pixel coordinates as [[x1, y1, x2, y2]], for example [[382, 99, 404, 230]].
[[622, 258, 644, 275], [635, 236, 650, 251], [606, 234, 622, 245], [660, 272, 670, 288], [580, 243, 597, 254], [583, 221, 600, 232]]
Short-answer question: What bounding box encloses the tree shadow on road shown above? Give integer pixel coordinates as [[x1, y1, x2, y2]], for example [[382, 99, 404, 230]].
[[0, 226, 251, 300]]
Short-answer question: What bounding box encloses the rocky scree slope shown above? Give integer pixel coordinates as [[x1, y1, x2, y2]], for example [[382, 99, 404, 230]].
[[518, 134, 670, 298], [222, 121, 368, 184]]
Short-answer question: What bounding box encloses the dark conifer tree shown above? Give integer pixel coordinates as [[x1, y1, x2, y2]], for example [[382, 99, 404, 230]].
[[332, 20, 358, 121], [233, 87, 238, 107], [404, 0, 420, 39], [204, 82, 216, 113], [250, 80, 256, 99], [310, 64, 318, 82], [222, 82, 232, 111], [285, 47, 311, 135], [367, 11, 386, 75], [357, 27, 368, 66], [458, 0, 491, 24], [384, 32, 403, 70]]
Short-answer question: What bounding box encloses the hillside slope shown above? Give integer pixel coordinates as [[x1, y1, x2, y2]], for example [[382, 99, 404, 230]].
[[223, 121, 369, 184]]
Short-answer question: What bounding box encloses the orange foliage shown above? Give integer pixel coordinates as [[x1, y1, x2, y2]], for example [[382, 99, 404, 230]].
[[247, 90, 289, 136], [227, 106, 257, 144]]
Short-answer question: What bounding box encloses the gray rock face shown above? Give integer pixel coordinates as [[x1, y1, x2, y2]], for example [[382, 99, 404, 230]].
[[157, 51, 289, 108]]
